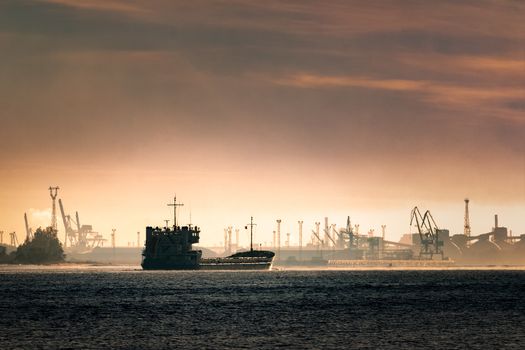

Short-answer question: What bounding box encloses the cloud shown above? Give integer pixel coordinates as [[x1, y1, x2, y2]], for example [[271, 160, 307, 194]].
[[271, 73, 525, 123], [272, 74, 425, 91], [38, 0, 150, 16], [398, 53, 525, 76]]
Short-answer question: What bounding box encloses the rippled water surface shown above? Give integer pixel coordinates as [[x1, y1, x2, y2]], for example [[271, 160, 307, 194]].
[[1, 267, 524, 349]]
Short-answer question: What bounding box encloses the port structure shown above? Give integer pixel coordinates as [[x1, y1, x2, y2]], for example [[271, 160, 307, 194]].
[[311, 222, 322, 249], [24, 213, 33, 241], [381, 225, 386, 257], [276, 219, 282, 260], [464, 198, 471, 237], [329, 217, 355, 251], [246, 217, 257, 251], [223, 226, 242, 254], [111, 229, 116, 256], [59, 198, 105, 250], [322, 217, 337, 248], [298, 221, 303, 260], [410, 207, 444, 260], [223, 228, 228, 254], [9, 232, 18, 247], [49, 186, 59, 232]]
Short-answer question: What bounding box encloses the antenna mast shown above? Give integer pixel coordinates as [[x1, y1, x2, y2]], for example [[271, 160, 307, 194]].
[[48, 186, 59, 232], [247, 216, 257, 251], [167, 196, 184, 229]]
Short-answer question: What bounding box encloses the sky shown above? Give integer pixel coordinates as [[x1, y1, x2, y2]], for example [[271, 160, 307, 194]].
[[0, 0, 524, 247]]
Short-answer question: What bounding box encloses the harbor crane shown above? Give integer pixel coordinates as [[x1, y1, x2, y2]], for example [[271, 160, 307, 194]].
[[59, 198, 106, 250], [410, 206, 444, 260], [337, 217, 357, 249], [323, 225, 337, 248], [9, 232, 18, 247], [311, 222, 323, 248]]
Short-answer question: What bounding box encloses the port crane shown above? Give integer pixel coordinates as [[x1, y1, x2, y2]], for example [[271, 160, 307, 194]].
[[322, 225, 337, 248], [311, 222, 324, 248], [59, 199, 106, 250], [410, 207, 444, 260]]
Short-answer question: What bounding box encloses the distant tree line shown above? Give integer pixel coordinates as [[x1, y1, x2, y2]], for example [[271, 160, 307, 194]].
[[0, 227, 65, 264]]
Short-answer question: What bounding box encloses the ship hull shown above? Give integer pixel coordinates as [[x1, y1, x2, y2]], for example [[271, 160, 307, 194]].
[[141, 259, 199, 270], [142, 258, 273, 270], [200, 258, 273, 270]]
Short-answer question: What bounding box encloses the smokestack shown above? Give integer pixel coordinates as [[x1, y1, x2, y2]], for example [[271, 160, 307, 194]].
[[464, 198, 471, 236], [495, 214, 498, 229]]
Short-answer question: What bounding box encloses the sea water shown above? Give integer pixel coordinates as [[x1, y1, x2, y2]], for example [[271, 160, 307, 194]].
[[0, 267, 524, 349]]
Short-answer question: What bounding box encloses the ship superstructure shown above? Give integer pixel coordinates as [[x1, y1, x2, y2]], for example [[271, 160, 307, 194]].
[[142, 225, 201, 269]]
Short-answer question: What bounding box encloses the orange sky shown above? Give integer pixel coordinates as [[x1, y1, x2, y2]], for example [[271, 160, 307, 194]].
[[0, 0, 524, 246]]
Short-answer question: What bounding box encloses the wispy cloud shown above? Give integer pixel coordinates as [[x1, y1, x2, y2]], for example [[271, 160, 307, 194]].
[[272, 74, 425, 91], [398, 54, 525, 76], [39, 0, 150, 16], [272, 73, 525, 123]]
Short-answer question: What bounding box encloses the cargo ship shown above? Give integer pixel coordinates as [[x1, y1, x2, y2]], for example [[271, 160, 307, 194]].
[[141, 206, 274, 270]]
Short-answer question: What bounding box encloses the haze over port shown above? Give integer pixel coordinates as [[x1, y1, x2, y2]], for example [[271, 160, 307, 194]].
[[0, 0, 524, 246]]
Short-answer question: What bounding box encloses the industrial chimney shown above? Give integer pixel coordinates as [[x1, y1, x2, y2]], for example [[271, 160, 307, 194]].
[[464, 198, 471, 237]]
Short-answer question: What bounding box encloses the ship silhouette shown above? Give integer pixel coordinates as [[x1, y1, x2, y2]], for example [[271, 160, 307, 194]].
[[141, 198, 274, 270]]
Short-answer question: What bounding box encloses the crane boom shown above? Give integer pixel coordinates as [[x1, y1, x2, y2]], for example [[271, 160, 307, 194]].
[[323, 227, 337, 246], [311, 229, 323, 244], [24, 213, 32, 241]]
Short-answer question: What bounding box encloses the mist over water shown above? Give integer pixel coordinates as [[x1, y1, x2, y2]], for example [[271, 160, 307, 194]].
[[1, 268, 524, 349]]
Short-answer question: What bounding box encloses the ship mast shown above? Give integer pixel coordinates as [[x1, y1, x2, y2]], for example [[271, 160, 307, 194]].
[[247, 216, 257, 252], [167, 196, 184, 230]]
